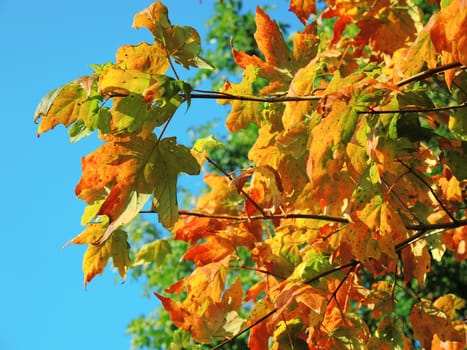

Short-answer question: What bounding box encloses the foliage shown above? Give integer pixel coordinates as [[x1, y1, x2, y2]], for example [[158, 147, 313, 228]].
[[35, 0, 467, 349]]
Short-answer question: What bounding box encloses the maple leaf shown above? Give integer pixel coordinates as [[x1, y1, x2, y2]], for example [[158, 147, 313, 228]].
[[156, 258, 244, 343], [243, 165, 284, 216], [69, 221, 130, 287], [98, 67, 154, 97], [218, 65, 262, 132], [409, 300, 465, 349], [322, 0, 420, 55], [401, 239, 431, 288], [34, 77, 98, 137], [132, 1, 212, 69], [289, 0, 316, 25], [442, 226, 467, 261], [232, 6, 293, 94], [132, 238, 171, 266], [116, 42, 169, 75], [76, 134, 199, 244], [429, 0, 467, 87], [150, 137, 201, 229]]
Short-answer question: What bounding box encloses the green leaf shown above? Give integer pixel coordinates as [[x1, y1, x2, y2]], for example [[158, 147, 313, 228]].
[[449, 112, 467, 141], [445, 149, 467, 180], [151, 137, 201, 229], [133, 239, 171, 266], [113, 94, 175, 132], [170, 328, 202, 350]]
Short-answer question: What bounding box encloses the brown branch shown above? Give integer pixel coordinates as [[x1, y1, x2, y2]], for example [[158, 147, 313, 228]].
[[396, 62, 464, 87], [188, 91, 321, 103], [176, 210, 350, 224]]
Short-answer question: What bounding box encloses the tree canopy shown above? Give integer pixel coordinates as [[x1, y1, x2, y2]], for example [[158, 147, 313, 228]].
[[35, 0, 466, 349]]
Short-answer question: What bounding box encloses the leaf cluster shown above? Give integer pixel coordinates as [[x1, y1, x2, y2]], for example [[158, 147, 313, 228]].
[[35, 0, 467, 349]]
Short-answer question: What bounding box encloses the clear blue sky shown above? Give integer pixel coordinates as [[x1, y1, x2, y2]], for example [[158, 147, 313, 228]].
[[0, 1, 299, 349]]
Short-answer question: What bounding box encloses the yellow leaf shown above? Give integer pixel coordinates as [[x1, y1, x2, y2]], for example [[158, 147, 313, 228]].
[[132, 1, 171, 36], [70, 223, 130, 287], [116, 42, 169, 75], [35, 80, 88, 136], [98, 67, 154, 97], [218, 65, 262, 132]]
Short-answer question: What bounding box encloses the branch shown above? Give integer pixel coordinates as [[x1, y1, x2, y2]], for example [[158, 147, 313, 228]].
[[173, 210, 467, 232], [211, 308, 277, 350], [396, 62, 464, 87], [188, 91, 321, 103], [176, 210, 350, 224]]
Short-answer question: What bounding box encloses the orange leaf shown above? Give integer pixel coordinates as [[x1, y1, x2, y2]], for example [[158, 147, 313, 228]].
[[232, 7, 292, 94], [254, 6, 290, 71], [156, 258, 244, 343], [132, 1, 171, 36], [401, 239, 431, 288], [442, 226, 467, 261], [183, 235, 234, 266], [410, 301, 464, 349], [430, 0, 467, 66], [289, 0, 316, 25]]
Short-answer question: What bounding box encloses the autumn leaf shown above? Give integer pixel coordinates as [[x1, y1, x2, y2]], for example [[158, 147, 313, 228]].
[[133, 239, 171, 266], [410, 300, 464, 349], [156, 258, 244, 343], [35, 79, 89, 137], [116, 42, 169, 75], [133, 1, 212, 69], [322, 0, 420, 55], [75, 134, 199, 245], [401, 239, 431, 288], [232, 6, 293, 94], [98, 67, 154, 97], [69, 221, 130, 287], [218, 65, 262, 132], [289, 0, 316, 25], [429, 0, 467, 87], [151, 137, 201, 229]]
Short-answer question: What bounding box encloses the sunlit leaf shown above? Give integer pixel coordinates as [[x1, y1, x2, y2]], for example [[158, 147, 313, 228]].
[[133, 239, 171, 266], [70, 222, 130, 287], [151, 137, 201, 229], [289, 0, 316, 25]]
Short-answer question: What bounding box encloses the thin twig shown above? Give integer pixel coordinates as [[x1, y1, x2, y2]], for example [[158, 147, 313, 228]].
[[204, 155, 268, 217], [174, 210, 350, 224], [188, 92, 321, 103], [210, 308, 277, 350], [396, 62, 464, 87], [398, 160, 457, 222]]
